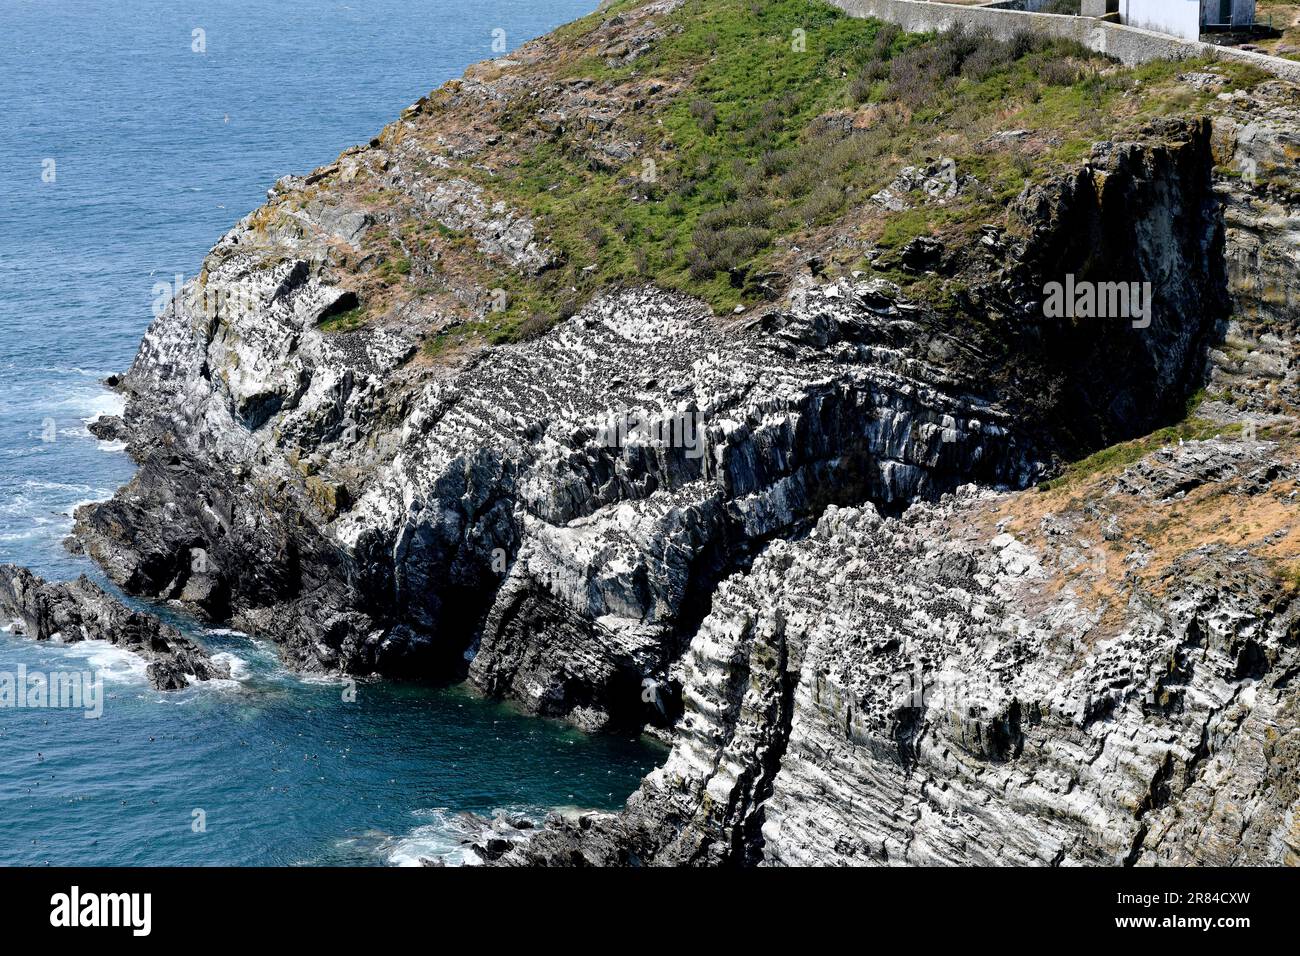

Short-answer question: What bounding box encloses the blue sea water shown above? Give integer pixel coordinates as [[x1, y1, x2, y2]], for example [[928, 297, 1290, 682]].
[[0, 0, 660, 866]]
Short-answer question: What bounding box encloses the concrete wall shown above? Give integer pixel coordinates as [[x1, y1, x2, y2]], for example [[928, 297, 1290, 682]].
[[825, 0, 1300, 82], [1122, 0, 1200, 40]]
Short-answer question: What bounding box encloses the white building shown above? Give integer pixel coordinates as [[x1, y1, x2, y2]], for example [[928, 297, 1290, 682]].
[[1111, 0, 1255, 40], [1119, 0, 1200, 39]]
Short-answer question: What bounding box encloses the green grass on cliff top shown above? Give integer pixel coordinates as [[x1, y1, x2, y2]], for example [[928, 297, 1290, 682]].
[[423, 0, 1264, 351]]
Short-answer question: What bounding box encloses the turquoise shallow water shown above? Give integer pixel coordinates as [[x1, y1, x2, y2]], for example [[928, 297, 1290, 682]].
[[0, 0, 661, 866]]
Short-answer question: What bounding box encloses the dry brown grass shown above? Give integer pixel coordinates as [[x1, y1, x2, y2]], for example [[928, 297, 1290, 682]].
[[1251, 1, 1300, 61], [975, 431, 1300, 635]]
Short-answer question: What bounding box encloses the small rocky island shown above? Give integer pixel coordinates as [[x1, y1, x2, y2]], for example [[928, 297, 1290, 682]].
[[0, 566, 229, 690]]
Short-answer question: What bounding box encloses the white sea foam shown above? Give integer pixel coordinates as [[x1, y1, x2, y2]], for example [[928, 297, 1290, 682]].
[[384, 811, 478, 867], [210, 651, 250, 682], [294, 671, 351, 686], [63, 496, 107, 517], [0, 482, 113, 544], [68, 639, 151, 684], [0, 501, 93, 545], [384, 805, 548, 867], [77, 391, 125, 421], [26, 388, 124, 420], [12, 480, 108, 506]]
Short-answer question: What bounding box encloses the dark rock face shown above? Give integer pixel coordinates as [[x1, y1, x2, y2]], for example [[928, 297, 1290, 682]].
[[1207, 85, 1300, 418], [86, 415, 127, 443], [0, 566, 230, 691], [1007, 117, 1229, 444]]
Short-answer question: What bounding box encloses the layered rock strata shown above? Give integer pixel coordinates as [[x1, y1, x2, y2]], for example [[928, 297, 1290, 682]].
[[505, 438, 1300, 865]]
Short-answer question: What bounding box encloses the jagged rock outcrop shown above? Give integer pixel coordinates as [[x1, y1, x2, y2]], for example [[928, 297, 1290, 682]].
[[505, 438, 1300, 865], [0, 566, 230, 690], [1207, 82, 1300, 418], [86, 414, 127, 443]]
